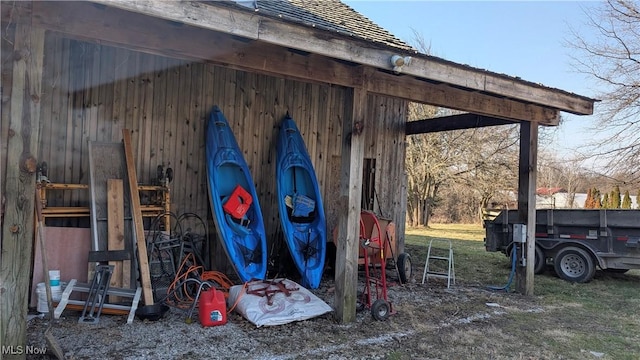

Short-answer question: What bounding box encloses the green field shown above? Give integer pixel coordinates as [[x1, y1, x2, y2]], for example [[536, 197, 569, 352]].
[[404, 223, 640, 359]]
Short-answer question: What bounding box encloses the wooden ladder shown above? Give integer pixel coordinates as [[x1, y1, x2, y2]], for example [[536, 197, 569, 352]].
[[421, 238, 456, 288]]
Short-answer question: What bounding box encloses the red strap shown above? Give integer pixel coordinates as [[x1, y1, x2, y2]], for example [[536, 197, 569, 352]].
[[246, 279, 299, 305]]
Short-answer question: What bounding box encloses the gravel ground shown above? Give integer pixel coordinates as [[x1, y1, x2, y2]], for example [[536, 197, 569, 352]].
[[26, 268, 546, 360]]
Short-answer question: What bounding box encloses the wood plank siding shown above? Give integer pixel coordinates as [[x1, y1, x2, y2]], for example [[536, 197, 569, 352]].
[[1, 23, 14, 190], [2, 31, 408, 272]]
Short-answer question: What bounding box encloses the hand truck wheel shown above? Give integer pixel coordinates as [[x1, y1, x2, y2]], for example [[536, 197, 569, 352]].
[[371, 299, 390, 321]]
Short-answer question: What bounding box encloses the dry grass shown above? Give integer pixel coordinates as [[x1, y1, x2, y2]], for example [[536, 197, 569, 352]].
[[406, 223, 484, 242], [403, 223, 640, 359]]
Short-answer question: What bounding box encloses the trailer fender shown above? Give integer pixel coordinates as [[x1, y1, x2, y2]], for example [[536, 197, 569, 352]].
[[544, 241, 604, 269]]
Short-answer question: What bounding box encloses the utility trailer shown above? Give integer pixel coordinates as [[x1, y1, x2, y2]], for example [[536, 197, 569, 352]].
[[484, 209, 640, 283]]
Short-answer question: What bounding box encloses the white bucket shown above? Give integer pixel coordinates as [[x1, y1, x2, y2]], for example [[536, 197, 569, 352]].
[[49, 270, 62, 302], [36, 281, 63, 313], [36, 283, 48, 313], [49, 269, 60, 286]]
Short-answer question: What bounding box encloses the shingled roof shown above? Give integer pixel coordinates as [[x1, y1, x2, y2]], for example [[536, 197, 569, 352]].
[[217, 0, 416, 52], [188, 0, 594, 114]]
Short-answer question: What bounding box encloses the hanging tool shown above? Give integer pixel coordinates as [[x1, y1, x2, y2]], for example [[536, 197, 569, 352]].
[[156, 164, 174, 187]]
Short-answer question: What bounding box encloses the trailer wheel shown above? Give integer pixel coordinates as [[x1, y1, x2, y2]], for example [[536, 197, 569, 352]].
[[371, 299, 390, 321], [554, 247, 595, 283], [397, 253, 412, 284], [534, 246, 546, 275]]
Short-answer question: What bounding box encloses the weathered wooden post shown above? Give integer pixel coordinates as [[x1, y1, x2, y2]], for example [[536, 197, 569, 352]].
[[0, 20, 45, 357], [516, 121, 538, 296], [334, 86, 367, 323]]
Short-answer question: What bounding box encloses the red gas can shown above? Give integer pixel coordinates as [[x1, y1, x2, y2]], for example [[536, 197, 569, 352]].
[[198, 288, 227, 327]]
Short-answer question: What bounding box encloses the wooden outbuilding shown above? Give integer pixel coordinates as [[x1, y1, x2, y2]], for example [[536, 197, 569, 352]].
[[1, 0, 595, 350]]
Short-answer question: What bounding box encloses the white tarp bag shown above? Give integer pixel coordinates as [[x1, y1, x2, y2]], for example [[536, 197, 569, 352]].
[[228, 278, 333, 327]]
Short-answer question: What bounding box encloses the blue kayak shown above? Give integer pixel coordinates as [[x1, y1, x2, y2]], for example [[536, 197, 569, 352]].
[[205, 106, 267, 283], [276, 114, 327, 289]]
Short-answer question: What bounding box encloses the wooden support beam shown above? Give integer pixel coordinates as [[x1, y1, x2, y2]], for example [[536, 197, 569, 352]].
[[334, 85, 367, 323], [369, 73, 561, 125], [122, 129, 154, 305], [516, 121, 538, 296], [0, 23, 45, 354], [406, 113, 518, 135]]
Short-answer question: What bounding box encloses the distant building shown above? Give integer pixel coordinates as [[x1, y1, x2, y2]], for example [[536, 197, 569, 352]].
[[489, 188, 638, 210], [536, 187, 566, 208], [536, 187, 566, 196], [537, 190, 638, 209]]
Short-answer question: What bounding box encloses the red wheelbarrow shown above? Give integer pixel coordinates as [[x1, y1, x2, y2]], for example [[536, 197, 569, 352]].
[[331, 211, 412, 285]]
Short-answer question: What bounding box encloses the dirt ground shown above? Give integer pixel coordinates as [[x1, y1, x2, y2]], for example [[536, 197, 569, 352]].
[[25, 262, 562, 360]]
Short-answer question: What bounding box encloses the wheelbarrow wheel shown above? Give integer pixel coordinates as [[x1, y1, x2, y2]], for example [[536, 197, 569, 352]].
[[397, 253, 412, 284], [371, 299, 390, 321]]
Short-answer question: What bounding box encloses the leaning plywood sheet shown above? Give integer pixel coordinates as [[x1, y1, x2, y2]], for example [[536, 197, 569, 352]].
[[30, 227, 91, 307], [88, 141, 135, 286]]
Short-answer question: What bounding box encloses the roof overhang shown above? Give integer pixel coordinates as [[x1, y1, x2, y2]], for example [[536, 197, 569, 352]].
[[91, 0, 595, 119], [1, 0, 596, 125]]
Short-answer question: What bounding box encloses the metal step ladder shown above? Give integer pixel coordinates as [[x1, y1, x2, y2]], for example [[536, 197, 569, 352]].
[[421, 238, 455, 288]]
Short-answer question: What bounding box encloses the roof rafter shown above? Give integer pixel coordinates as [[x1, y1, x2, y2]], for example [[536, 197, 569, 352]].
[[406, 113, 518, 135]]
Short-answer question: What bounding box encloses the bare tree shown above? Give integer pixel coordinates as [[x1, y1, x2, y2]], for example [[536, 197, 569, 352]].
[[406, 102, 522, 225], [446, 125, 520, 222], [405, 104, 447, 226], [569, 0, 640, 174]]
